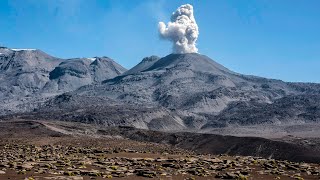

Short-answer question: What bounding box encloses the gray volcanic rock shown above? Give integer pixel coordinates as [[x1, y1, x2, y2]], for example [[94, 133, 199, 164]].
[[29, 92, 186, 130], [43, 57, 126, 93], [0, 47, 127, 114], [45, 58, 93, 92], [122, 55, 160, 76], [0, 47, 63, 114], [90, 57, 127, 82], [0, 47, 62, 99], [2, 49, 320, 132], [78, 54, 297, 109], [202, 94, 320, 128], [33, 53, 320, 131]]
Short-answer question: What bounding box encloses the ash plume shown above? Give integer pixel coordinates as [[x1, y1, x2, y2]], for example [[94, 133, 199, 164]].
[[158, 4, 199, 54]]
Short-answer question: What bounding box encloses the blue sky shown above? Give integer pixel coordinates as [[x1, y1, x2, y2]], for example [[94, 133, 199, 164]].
[[0, 0, 319, 82]]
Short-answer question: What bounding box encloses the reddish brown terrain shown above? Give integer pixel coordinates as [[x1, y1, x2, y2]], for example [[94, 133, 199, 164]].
[[0, 120, 319, 180]]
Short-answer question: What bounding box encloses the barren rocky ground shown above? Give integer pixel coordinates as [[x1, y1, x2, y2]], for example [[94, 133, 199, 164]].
[[0, 120, 319, 180]]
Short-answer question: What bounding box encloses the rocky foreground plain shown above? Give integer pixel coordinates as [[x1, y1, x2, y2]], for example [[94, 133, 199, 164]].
[[0, 140, 319, 180], [0, 138, 319, 180], [0, 120, 319, 180]]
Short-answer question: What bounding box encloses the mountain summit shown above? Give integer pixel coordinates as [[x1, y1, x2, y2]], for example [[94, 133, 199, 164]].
[[0, 48, 126, 115], [43, 56, 126, 93], [1, 48, 320, 131], [34, 53, 320, 131]]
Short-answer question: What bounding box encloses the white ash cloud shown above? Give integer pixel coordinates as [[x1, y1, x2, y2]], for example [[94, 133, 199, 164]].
[[158, 4, 199, 54]]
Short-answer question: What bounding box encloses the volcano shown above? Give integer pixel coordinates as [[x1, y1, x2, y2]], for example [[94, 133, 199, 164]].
[[28, 53, 320, 132]]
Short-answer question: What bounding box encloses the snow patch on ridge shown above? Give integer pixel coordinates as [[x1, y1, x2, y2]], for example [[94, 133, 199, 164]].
[[11, 49, 36, 51], [87, 57, 97, 61]]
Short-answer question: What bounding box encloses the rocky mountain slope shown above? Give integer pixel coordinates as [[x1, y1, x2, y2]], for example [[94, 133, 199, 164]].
[[1, 47, 320, 132], [0, 47, 126, 115], [29, 53, 320, 132], [0, 47, 62, 98], [43, 57, 126, 93]]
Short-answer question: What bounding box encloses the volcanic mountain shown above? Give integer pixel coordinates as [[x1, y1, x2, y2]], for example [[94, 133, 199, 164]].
[[31, 53, 320, 132], [0, 47, 126, 114], [43, 57, 126, 93]]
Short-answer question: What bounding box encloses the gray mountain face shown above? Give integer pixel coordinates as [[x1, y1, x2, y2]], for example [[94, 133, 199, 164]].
[[1, 47, 319, 132], [122, 56, 160, 76], [43, 57, 126, 93], [0, 47, 126, 114], [0, 47, 62, 98], [34, 53, 320, 131]]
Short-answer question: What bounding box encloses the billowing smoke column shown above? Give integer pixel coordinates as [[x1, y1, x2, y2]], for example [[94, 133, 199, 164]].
[[158, 4, 199, 54]]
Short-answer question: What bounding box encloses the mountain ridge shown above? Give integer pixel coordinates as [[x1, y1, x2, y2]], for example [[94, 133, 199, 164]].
[[0, 47, 127, 115], [25, 52, 320, 132], [1, 47, 320, 134]]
